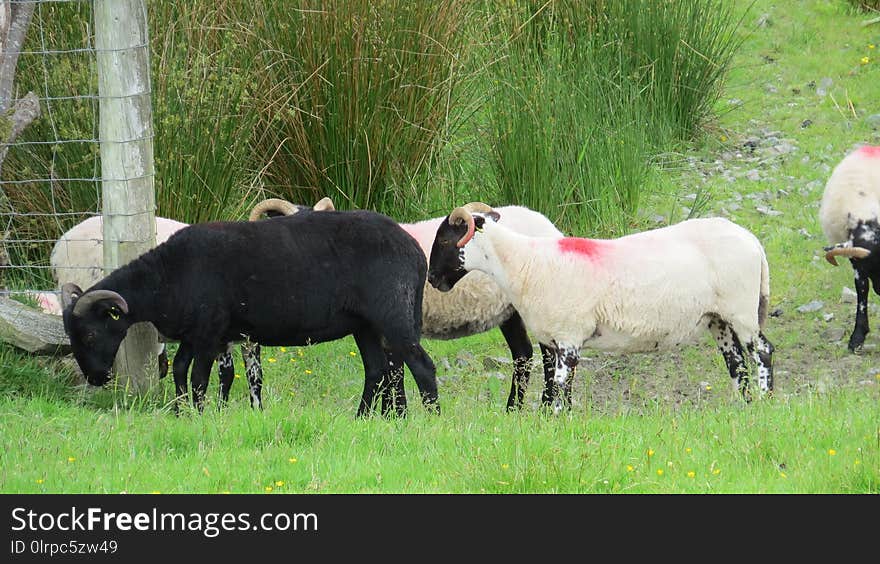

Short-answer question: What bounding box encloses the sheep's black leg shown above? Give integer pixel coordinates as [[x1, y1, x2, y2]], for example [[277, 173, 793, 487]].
[[746, 332, 775, 395], [539, 343, 556, 407], [354, 331, 396, 417], [549, 345, 579, 414], [399, 342, 439, 414], [498, 311, 534, 410], [380, 347, 407, 417], [217, 344, 235, 408], [849, 265, 870, 352], [190, 353, 214, 413], [241, 341, 263, 410], [171, 343, 193, 413], [708, 318, 751, 401]]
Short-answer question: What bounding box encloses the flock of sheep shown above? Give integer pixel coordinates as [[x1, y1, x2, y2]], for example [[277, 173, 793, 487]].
[[39, 144, 880, 415]]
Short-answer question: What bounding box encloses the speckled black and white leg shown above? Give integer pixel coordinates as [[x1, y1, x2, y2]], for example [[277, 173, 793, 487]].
[[171, 342, 193, 414], [539, 344, 556, 407], [708, 317, 751, 401], [746, 332, 774, 394], [380, 347, 407, 417], [550, 345, 579, 414], [241, 341, 263, 409], [849, 266, 870, 352], [217, 344, 235, 407]]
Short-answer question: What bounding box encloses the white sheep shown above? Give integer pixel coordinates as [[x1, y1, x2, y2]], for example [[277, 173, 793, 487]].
[[427, 203, 774, 411], [819, 144, 880, 351], [249, 198, 564, 409], [29, 216, 187, 315], [50, 215, 188, 291]]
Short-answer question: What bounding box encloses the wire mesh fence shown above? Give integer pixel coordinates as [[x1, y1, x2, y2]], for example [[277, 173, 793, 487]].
[[0, 0, 154, 318]]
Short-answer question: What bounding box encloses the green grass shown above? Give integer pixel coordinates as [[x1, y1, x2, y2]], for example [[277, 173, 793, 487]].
[[1, 340, 876, 494], [2, 0, 880, 494]]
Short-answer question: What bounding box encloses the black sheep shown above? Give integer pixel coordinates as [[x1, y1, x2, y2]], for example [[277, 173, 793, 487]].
[[60, 210, 438, 416]]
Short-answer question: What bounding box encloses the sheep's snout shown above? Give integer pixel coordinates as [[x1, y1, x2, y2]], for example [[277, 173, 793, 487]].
[[428, 271, 452, 292]]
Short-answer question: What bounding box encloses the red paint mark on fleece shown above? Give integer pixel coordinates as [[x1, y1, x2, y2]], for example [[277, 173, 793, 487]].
[[857, 145, 880, 158], [558, 237, 603, 259]]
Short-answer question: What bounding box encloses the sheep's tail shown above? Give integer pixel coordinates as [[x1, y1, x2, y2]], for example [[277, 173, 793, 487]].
[[758, 245, 770, 329]]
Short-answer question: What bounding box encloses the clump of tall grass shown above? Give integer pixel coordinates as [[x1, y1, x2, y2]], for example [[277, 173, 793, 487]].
[[239, 0, 471, 216], [149, 2, 263, 224], [483, 0, 745, 235], [849, 0, 880, 11]]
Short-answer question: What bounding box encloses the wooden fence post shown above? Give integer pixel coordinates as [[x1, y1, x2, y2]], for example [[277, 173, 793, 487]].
[[94, 0, 158, 392]]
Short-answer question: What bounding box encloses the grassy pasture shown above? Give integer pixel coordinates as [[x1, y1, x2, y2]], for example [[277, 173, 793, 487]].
[[1, 0, 879, 493]]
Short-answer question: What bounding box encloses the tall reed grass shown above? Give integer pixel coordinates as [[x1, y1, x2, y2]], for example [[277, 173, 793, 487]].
[[238, 0, 471, 216], [483, 0, 744, 235]]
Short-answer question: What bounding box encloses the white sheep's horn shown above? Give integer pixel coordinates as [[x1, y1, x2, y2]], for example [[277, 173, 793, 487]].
[[248, 198, 300, 221], [824, 244, 871, 266], [313, 197, 335, 211], [71, 289, 129, 318], [448, 206, 476, 248], [462, 202, 500, 222]]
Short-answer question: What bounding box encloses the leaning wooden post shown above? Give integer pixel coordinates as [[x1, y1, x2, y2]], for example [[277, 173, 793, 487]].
[[95, 0, 158, 393]]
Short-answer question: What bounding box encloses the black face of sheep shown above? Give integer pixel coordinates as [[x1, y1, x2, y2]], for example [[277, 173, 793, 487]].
[[61, 285, 131, 386], [428, 205, 499, 292]]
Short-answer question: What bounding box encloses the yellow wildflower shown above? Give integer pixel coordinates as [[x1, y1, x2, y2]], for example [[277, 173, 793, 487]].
[[656, 469, 664, 476], [501, 464, 509, 470], [712, 468, 721, 475], [861, 56, 870, 65], [289, 457, 298, 464], [828, 449, 836, 456], [36, 479, 44, 484], [647, 449, 654, 457], [275, 481, 285, 487], [626, 465, 634, 472], [687, 471, 695, 478], [265, 486, 273, 492], [349, 351, 357, 357], [305, 369, 312, 375], [268, 358, 277, 363], [67, 457, 75, 463]]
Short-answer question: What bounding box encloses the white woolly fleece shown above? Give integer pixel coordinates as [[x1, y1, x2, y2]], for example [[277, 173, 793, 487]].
[[819, 146, 880, 245]]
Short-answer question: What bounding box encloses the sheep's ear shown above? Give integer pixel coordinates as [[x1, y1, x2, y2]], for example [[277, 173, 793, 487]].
[[61, 283, 83, 310], [485, 210, 501, 222]]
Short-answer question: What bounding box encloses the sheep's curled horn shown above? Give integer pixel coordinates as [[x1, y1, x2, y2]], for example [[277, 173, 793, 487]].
[[247, 197, 335, 221], [823, 243, 871, 266], [448, 202, 500, 248], [61, 283, 129, 318]]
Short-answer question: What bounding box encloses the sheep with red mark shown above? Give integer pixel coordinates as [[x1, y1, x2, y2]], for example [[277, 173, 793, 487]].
[[249, 197, 564, 411], [819, 144, 880, 352], [428, 203, 774, 411]]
